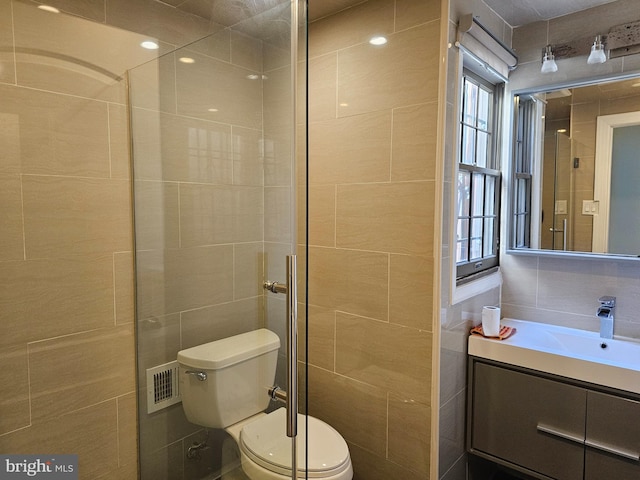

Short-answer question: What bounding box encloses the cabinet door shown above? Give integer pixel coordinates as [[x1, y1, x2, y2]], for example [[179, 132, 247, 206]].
[[471, 362, 586, 480], [585, 391, 640, 480]]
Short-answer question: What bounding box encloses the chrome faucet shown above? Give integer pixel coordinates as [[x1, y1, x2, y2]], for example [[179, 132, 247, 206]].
[[597, 296, 616, 339]]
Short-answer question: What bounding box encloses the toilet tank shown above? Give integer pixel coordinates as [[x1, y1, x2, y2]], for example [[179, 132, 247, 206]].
[[177, 329, 280, 428]]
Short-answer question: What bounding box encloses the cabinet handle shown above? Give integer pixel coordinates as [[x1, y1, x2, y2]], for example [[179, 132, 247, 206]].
[[536, 423, 584, 445], [585, 439, 640, 462]]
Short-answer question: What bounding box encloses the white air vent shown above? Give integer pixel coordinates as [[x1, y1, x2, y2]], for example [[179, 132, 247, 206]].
[[146, 361, 181, 414]]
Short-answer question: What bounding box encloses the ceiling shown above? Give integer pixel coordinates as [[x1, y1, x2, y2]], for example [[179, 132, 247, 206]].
[[482, 0, 620, 27], [308, 0, 621, 26]]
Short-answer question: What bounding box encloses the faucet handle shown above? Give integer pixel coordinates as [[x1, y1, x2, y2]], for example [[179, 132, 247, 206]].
[[598, 295, 616, 307]]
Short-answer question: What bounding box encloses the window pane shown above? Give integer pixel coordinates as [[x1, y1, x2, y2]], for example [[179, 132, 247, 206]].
[[457, 171, 471, 217], [456, 219, 469, 263], [472, 173, 484, 216], [484, 218, 495, 256], [476, 131, 489, 168], [470, 218, 483, 260], [485, 176, 496, 216], [463, 80, 478, 125], [477, 88, 490, 130], [461, 126, 476, 165]]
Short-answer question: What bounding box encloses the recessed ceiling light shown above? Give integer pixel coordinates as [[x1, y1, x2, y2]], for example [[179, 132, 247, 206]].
[[179, 57, 195, 64], [38, 5, 60, 13], [207, 108, 219, 112], [140, 40, 159, 50], [339, 103, 349, 107], [246, 74, 260, 80], [369, 36, 387, 46]]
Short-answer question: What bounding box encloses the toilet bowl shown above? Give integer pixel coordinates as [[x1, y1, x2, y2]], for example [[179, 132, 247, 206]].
[[177, 329, 353, 480], [227, 408, 352, 480]]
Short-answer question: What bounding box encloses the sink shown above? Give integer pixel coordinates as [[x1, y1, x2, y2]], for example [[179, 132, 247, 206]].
[[468, 318, 640, 394]]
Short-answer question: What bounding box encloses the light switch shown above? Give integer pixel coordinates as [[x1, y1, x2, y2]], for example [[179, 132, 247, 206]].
[[582, 200, 599, 215]]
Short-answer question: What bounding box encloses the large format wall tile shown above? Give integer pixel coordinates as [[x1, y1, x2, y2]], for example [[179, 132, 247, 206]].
[[309, 110, 392, 184], [0, 400, 120, 478], [176, 52, 263, 129], [0, 254, 115, 347], [0, 85, 110, 178], [336, 181, 434, 255], [0, 1, 16, 85], [336, 312, 432, 402], [180, 298, 263, 349], [0, 175, 24, 262], [0, 345, 30, 435], [13, 1, 155, 102], [389, 254, 434, 330], [136, 245, 234, 318], [388, 392, 431, 475], [308, 53, 337, 121], [337, 22, 439, 117], [306, 365, 387, 456], [392, 102, 438, 181], [133, 181, 180, 251], [308, 0, 395, 58], [29, 325, 135, 422], [180, 184, 263, 246], [22, 176, 131, 257], [307, 247, 389, 321], [131, 109, 233, 183]]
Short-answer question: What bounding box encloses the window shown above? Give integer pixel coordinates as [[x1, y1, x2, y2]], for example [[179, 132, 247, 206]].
[[512, 96, 536, 248], [456, 71, 501, 282]]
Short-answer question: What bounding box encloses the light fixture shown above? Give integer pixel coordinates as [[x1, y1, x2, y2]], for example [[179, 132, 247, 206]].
[[369, 36, 387, 46], [179, 57, 195, 64], [37, 5, 60, 13], [587, 35, 607, 64], [541, 45, 558, 74], [140, 40, 159, 50]]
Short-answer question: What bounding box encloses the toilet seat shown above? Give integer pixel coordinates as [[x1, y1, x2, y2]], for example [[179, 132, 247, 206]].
[[239, 408, 352, 478]]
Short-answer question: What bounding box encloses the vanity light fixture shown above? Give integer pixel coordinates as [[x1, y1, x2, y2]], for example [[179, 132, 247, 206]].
[[541, 45, 558, 74], [587, 35, 607, 64]]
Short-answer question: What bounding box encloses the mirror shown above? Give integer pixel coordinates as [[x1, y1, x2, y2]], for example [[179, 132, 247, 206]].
[[510, 75, 640, 258]]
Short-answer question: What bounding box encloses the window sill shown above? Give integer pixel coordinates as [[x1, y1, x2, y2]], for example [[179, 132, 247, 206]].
[[451, 269, 502, 305]]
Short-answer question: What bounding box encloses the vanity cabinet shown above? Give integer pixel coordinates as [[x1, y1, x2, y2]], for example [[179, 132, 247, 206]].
[[468, 359, 640, 480]]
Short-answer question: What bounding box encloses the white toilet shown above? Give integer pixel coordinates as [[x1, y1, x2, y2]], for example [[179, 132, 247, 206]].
[[177, 328, 353, 480]]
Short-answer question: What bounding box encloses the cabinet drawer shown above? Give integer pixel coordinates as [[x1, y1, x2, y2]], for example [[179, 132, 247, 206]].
[[585, 391, 640, 480], [471, 362, 585, 480]]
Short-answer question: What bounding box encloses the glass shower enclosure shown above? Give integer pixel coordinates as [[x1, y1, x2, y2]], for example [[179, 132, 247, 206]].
[[128, 1, 307, 478]]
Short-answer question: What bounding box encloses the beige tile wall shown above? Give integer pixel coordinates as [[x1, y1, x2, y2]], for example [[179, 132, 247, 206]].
[[0, 2, 150, 478], [0, 1, 257, 479], [307, 1, 440, 478]]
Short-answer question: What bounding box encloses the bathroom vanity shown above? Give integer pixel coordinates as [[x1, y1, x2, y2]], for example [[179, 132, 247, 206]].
[[467, 319, 640, 480]]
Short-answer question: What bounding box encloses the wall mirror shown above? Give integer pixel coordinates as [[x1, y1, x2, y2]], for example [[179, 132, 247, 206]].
[[510, 75, 640, 258]]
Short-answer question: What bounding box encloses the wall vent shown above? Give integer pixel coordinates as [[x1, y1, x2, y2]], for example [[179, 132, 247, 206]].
[[146, 361, 181, 414]]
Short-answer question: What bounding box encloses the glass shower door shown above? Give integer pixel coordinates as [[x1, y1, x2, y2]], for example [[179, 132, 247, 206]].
[[128, 1, 307, 478]]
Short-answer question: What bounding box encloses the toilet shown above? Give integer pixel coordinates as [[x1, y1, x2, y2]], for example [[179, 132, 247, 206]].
[[177, 329, 353, 480]]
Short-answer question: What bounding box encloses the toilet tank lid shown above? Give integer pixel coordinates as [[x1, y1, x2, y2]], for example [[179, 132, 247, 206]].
[[177, 329, 280, 370]]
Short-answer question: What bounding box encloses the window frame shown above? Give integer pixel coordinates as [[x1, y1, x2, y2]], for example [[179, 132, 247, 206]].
[[455, 70, 502, 283]]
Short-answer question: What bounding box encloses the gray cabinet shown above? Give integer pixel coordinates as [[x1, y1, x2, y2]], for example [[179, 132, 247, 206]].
[[468, 359, 640, 480]]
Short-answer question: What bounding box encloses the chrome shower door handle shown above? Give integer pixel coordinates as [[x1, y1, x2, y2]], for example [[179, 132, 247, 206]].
[[285, 254, 298, 439]]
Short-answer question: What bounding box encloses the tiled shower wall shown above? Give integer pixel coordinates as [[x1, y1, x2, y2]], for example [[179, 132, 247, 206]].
[[0, 0, 237, 478], [306, 1, 441, 478], [129, 6, 296, 477]]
